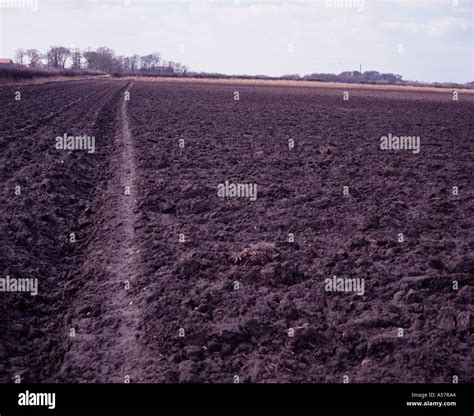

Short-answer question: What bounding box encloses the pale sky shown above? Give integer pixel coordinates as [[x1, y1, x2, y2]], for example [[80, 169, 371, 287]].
[[0, 0, 472, 83]]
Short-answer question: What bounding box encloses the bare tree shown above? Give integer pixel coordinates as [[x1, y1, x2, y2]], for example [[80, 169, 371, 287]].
[[121, 55, 140, 73], [168, 61, 177, 74], [122, 56, 131, 72], [113, 55, 125, 72], [14, 49, 27, 65], [140, 54, 152, 71], [25, 49, 41, 67], [96, 47, 116, 72], [83, 49, 98, 70], [83, 47, 115, 72], [47, 46, 71, 68], [71, 48, 82, 69], [31, 45, 187, 75], [150, 52, 161, 69], [129, 55, 140, 71]]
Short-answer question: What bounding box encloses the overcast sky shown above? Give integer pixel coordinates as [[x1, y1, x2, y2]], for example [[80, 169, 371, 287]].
[[0, 0, 472, 82]]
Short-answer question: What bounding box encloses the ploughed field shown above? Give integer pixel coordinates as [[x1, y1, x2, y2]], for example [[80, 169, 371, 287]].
[[0, 79, 472, 383]]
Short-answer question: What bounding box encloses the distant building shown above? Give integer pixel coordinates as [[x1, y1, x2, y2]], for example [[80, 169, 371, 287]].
[[0, 58, 14, 65]]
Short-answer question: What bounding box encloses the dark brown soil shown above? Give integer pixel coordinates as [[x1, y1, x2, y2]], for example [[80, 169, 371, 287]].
[[0, 79, 472, 383]]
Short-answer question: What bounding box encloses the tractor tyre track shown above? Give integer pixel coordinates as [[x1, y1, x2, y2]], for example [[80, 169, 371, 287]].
[[56, 82, 151, 382]]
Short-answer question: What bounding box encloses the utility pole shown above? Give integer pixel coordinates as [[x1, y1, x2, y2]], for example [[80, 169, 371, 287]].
[[359, 64, 362, 74]]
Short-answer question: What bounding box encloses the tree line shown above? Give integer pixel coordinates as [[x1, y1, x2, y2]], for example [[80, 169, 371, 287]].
[[14, 46, 189, 75], [282, 71, 403, 84]]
